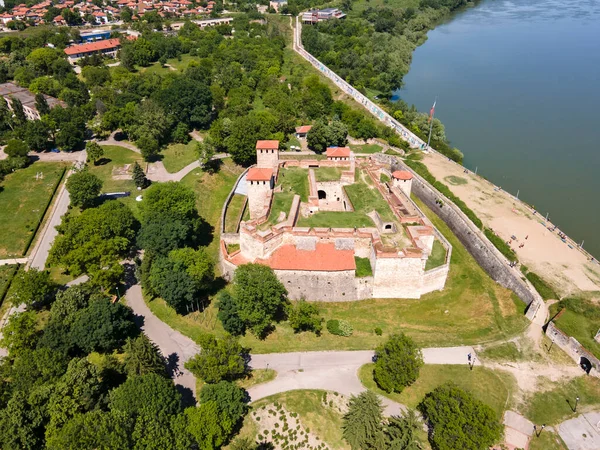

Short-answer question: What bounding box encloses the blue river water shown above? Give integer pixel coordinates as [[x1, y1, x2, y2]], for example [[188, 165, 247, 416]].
[[395, 0, 600, 258]]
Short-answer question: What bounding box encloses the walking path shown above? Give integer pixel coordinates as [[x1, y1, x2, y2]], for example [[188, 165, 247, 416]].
[[0, 258, 27, 266]]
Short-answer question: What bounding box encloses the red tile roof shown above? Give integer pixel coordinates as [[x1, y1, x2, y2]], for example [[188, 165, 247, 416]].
[[258, 243, 356, 271], [64, 38, 121, 56], [247, 167, 273, 182], [295, 125, 312, 133], [256, 140, 279, 150], [326, 147, 351, 158], [392, 170, 413, 180]]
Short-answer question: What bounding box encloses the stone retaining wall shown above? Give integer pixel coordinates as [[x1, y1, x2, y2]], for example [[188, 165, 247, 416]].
[[546, 321, 600, 377]]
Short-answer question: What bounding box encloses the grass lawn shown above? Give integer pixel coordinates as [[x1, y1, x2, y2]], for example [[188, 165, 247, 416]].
[[480, 342, 523, 362], [444, 175, 468, 186], [345, 180, 395, 221], [179, 158, 245, 263], [0, 264, 18, 305], [284, 134, 302, 150], [265, 192, 295, 227], [297, 211, 375, 228], [238, 390, 348, 450], [224, 194, 246, 233], [278, 167, 309, 202], [523, 376, 600, 425], [92, 145, 142, 194], [349, 143, 383, 154], [554, 309, 600, 360], [359, 363, 514, 420], [314, 167, 344, 181], [0, 162, 66, 257], [161, 141, 198, 174], [425, 239, 446, 270], [355, 257, 372, 277], [528, 431, 567, 450]]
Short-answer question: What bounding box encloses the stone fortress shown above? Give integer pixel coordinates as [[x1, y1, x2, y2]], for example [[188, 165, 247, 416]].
[[220, 141, 452, 301]]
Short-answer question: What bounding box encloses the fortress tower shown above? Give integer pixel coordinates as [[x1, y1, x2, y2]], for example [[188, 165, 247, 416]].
[[392, 170, 413, 197], [256, 140, 280, 169]]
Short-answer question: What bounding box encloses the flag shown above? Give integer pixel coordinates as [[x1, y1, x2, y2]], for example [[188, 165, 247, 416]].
[[428, 100, 436, 122]]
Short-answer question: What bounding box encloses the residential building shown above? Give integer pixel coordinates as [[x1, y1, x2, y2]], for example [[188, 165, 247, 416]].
[[269, 0, 287, 12], [64, 38, 122, 62], [302, 8, 346, 25], [0, 82, 65, 121]]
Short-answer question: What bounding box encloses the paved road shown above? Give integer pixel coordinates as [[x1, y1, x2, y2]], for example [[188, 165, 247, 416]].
[[0, 258, 28, 266], [558, 411, 600, 449]]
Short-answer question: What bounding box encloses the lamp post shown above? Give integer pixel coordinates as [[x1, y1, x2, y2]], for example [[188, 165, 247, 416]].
[[535, 424, 545, 437], [575, 396, 580, 412]]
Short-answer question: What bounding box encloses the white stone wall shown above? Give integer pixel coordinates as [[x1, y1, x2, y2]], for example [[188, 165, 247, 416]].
[[257, 148, 279, 169], [421, 264, 449, 295], [247, 180, 271, 219], [393, 178, 413, 197], [373, 256, 424, 298], [276, 269, 359, 301]]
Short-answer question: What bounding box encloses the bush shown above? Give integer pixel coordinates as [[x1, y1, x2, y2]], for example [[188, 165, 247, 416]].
[[327, 319, 353, 336], [374, 327, 383, 336], [288, 300, 323, 335]]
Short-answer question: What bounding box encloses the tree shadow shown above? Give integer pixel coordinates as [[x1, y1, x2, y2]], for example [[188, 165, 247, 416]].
[[95, 157, 111, 166], [566, 398, 576, 412], [176, 384, 197, 408], [166, 352, 182, 378], [113, 131, 127, 141], [195, 218, 214, 248], [205, 276, 227, 297], [203, 158, 223, 174], [256, 443, 275, 450]]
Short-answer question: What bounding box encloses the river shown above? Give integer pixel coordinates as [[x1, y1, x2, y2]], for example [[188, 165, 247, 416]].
[[395, 0, 600, 258]]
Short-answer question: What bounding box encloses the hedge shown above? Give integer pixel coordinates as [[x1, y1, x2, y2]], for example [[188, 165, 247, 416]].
[[404, 160, 483, 229]]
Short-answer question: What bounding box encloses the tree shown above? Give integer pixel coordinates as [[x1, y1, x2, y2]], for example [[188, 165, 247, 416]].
[[288, 300, 323, 335], [306, 120, 348, 153], [132, 161, 150, 188], [55, 121, 85, 152], [23, 120, 50, 152], [138, 182, 197, 224], [168, 247, 214, 292], [184, 333, 246, 384], [217, 291, 246, 336], [66, 170, 103, 208], [123, 333, 167, 377], [149, 256, 199, 313], [70, 298, 138, 353], [199, 381, 247, 429], [154, 76, 212, 129], [232, 263, 288, 338], [109, 373, 182, 419], [384, 410, 423, 450], [9, 97, 27, 124], [49, 285, 92, 325], [35, 93, 50, 116], [373, 333, 423, 393], [196, 140, 215, 169], [0, 311, 39, 356], [86, 141, 104, 165], [137, 216, 196, 256], [9, 268, 57, 309], [185, 402, 232, 450], [342, 391, 386, 450], [5, 139, 29, 158], [419, 383, 502, 450]]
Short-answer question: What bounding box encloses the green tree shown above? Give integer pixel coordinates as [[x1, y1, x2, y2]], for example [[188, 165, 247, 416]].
[[288, 300, 323, 335], [66, 170, 103, 209], [132, 161, 149, 188], [10, 96, 27, 124], [137, 216, 196, 256], [196, 140, 215, 169], [123, 333, 166, 377], [138, 182, 197, 223], [419, 383, 502, 450], [154, 76, 212, 129], [4, 139, 29, 158], [168, 247, 214, 292], [86, 141, 104, 165], [9, 268, 57, 309], [34, 92, 50, 116], [148, 255, 199, 313], [199, 381, 247, 428], [384, 410, 423, 450], [232, 263, 288, 338], [55, 121, 85, 152], [109, 373, 182, 419], [216, 291, 246, 336], [49, 285, 92, 325], [373, 333, 423, 393], [185, 402, 232, 450], [184, 333, 246, 383], [342, 391, 386, 450], [70, 298, 138, 353], [0, 311, 39, 356], [23, 119, 50, 152]]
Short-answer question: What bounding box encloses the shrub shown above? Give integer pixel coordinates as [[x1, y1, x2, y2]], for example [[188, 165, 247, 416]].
[[374, 327, 383, 336], [327, 319, 353, 336], [288, 300, 323, 335], [373, 333, 423, 393]]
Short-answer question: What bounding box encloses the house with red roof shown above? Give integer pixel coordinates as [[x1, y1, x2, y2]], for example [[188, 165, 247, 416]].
[[326, 146, 351, 161], [295, 125, 312, 139], [64, 38, 122, 62]]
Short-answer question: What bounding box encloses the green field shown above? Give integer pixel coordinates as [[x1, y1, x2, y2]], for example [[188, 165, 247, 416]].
[[0, 162, 66, 257], [359, 363, 514, 420], [179, 158, 245, 263], [349, 143, 383, 154], [162, 141, 198, 173], [92, 145, 143, 194], [523, 376, 600, 425], [528, 431, 567, 450], [425, 240, 446, 270], [314, 167, 344, 182], [278, 167, 309, 202], [265, 192, 295, 227], [146, 194, 528, 354], [224, 194, 246, 233]]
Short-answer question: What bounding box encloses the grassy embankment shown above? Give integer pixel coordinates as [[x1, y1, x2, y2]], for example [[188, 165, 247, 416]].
[[425, 240, 446, 270], [146, 178, 529, 353], [349, 143, 383, 154], [224, 194, 246, 233], [359, 363, 514, 420], [0, 162, 66, 258]]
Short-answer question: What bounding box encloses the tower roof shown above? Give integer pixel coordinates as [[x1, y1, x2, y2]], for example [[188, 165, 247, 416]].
[[326, 147, 351, 157], [392, 170, 413, 180], [247, 167, 274, 182], [256, 140, 279, 150]]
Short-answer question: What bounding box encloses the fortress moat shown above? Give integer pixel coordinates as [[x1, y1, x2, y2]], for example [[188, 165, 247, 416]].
[[220, 141, 452, 301]]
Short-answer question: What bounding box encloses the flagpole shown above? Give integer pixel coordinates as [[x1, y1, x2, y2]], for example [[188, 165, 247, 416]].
[[426, 96, 438, 151]]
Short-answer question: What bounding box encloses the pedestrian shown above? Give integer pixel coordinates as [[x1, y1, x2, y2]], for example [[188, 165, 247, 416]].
[[525, 235, 529, 240], [468, 353, 472, 362]]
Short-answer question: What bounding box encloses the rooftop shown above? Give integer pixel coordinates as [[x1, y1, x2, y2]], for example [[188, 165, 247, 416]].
[[64, 38, 121, 55], [247, 167, 274, 182], [326, 147, 351, 158], [257, 243, 356, 271], [295, 125, 312, 133], [392, 170, 413, 180], [256, 140, 280, 150]]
